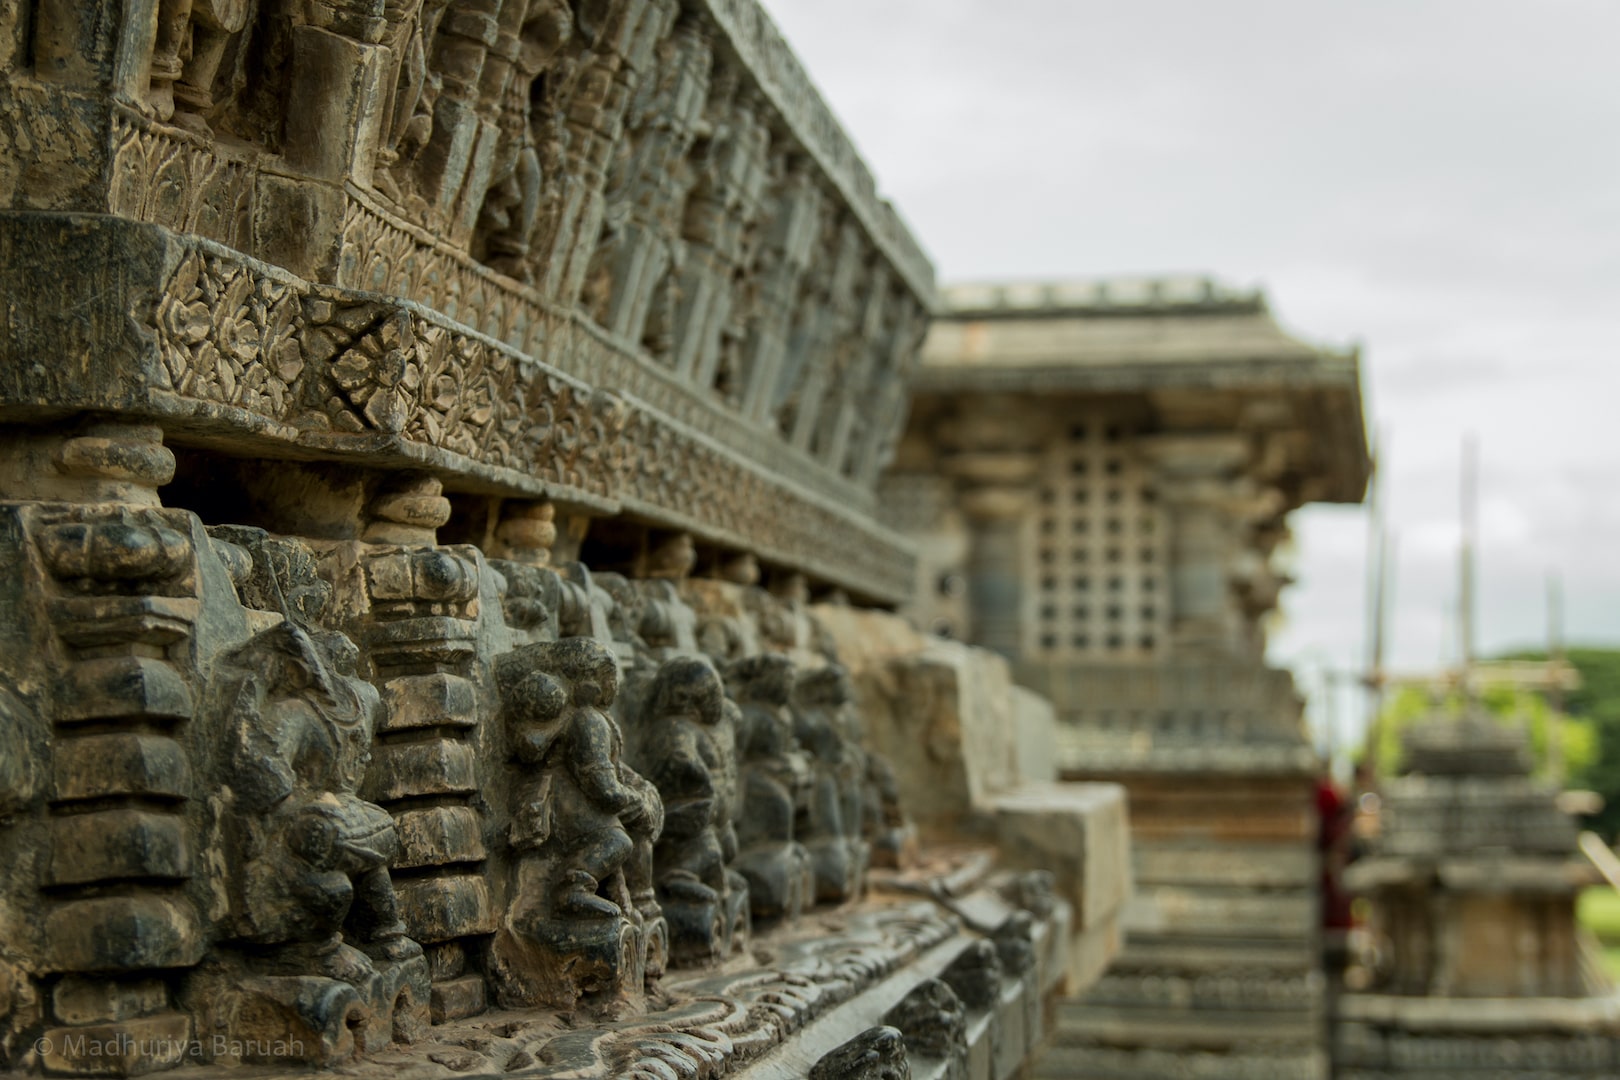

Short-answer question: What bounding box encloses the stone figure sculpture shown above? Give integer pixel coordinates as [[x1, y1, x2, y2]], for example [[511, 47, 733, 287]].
[[810, 1026, 912, 1080], [864, 751, 914, 870], [791, 664, 869, 902], [627, 656, 750, 965], [490, 638, 665, 1008], [583, 14, 712, 357], [196, 617, 429, 1062], [149, 0, 252, 125], [472, 0, 574, 275], [724, 654, 814, 921]]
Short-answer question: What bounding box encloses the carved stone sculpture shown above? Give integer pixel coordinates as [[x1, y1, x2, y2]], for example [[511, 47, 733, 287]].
[[149, 0, 253, 126], [810, 1025, 911, 1080], [487, 500, 564, 641], [791, 664, 870, 903], [626, 656, 749, 965], [724, 654, 815, 921], [341, 482, 498, 1024], [940, 939, 1003, 1013], [687, 570, 764, 662], [471, 0, 574, 273], [864, 749, 914, 870], [584, 14, 711, 358], [5, 425, 209, 1078], [193, 618, 430, 1063], [490, 638, 665, 1009], [883, 978, 967, 1077], [492, 499, 559, 566], [1001, 869, 1058, 919], [624, 533, 700, 656], [992, 911, 1038, 981]]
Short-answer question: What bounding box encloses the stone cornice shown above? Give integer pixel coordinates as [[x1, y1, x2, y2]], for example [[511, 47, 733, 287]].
[[0, 0, 937, 581], [910, 353, 1361, 395], [911, 356, 1370, 506], [0, 213, 916, 604]]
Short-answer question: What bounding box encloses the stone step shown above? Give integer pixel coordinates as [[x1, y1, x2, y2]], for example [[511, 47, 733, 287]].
[[1051, 1000, 1324, 1048], [1034, 1041, 1326, 1080], [1123, 886, 1318, 938]]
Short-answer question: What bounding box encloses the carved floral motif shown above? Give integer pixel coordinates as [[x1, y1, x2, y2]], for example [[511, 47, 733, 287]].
[[155, 251, 303, 416], [140, 236, 909, 597]]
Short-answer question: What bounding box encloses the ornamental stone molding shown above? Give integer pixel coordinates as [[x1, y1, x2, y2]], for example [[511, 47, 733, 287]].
[[0, 0, 934, 605]]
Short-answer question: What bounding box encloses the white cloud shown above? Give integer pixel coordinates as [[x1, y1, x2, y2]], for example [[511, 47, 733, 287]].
[[762, 0, 1620, 753]]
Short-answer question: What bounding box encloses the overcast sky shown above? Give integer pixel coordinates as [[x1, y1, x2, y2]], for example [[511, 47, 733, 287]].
[[762, 0, 1620, 755]]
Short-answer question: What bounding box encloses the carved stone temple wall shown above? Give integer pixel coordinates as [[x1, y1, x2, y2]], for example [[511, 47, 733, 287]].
[[0, 3, 1131, 1078], [1336, 718, 1620, 1079], [883, 279, 1372, 1079]]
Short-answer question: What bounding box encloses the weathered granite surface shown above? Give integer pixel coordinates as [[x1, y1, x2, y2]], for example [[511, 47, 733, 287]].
[[812, 605, 1132, 995]]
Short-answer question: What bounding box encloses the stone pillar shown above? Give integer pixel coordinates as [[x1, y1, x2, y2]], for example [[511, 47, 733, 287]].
[[2, 422, 205, 1077], [958, 482, 1033, 662], [284, 20, 391, 187], [351, 475, 495, 1023], [1142, 435, 1251, 657], [937, 404, 1046, 662]]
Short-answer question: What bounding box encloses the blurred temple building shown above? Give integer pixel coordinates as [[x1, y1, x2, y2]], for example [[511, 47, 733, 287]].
[[1337, 717, 1620, 1078], [882, 277, 1371, 1078]]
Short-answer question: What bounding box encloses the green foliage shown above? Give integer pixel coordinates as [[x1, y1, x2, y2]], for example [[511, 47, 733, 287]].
[[1382, 648, 1620, 840], [1369, 682, 1596, 782], [1495, 648, 1620, 840], [1577, 888, 1620, 981], [1360, 647, 1620, 837], [1565, 649, 1620, 840], [1579, 887, 1620, 946]]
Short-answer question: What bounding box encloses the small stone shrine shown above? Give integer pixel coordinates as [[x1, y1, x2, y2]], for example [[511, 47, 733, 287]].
[[883, 278, 1371, 1079], [0, 2, 1131, 1077], [1336, 717, 1620, 1079]]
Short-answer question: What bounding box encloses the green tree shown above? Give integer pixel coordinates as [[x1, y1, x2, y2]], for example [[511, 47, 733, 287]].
[[1437, 647, 1620, 840], [1555, 648, 1620, 839], [1370, 682, 1596, 782]]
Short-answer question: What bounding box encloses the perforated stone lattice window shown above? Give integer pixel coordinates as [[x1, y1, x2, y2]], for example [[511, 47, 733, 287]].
[[1028, 418, 1168, 658]]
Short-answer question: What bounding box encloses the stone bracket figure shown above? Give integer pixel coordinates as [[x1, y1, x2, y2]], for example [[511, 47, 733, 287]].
[[489, 638, 665, 1010], [626, 655, 749, 966], [792, 663, 871, 904], [724, 653, 814, 923], [194, 613, 429, 1064]]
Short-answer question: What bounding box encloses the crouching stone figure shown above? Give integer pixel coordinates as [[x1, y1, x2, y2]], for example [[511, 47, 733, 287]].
[[628, 656, 751, 966], [725, 654, 815, 922], [189, 621, 429, 1065], [490, 638, 665, 1009]]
